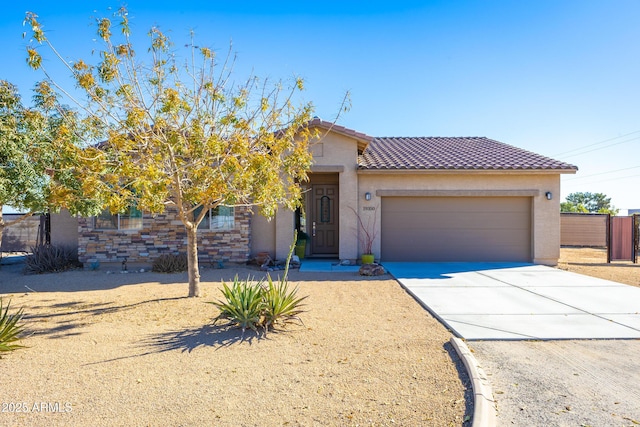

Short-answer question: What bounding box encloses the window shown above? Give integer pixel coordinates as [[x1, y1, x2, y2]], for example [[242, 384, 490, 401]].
[[94, 205, 143, 230], [197, 205, 235, 231]]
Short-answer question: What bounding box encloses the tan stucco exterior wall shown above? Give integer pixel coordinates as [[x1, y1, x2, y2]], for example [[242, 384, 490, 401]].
[[250, 209, 276, 257], [50, 209, 79, 252], [358, 171, 562, 265]]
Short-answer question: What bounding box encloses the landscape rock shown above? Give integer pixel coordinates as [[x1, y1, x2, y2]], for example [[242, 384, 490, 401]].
[[359, 263, 385, 276]]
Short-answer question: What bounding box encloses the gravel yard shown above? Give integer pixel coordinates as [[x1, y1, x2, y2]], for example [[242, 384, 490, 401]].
[[0, 262, 471, 426]]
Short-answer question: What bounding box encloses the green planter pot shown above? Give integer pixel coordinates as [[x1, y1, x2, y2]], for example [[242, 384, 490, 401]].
[[295, 241, 307, 259], [361, 254, 375, 265]]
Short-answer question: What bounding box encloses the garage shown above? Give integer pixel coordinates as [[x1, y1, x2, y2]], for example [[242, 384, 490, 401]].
[[381, 196, 532, 262]]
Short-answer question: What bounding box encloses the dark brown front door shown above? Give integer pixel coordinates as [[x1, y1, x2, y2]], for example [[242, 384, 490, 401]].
[[311, 184, 339, 255]]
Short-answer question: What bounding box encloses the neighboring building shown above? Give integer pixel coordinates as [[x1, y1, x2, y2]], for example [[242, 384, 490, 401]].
[[69, 119, 577, 266]]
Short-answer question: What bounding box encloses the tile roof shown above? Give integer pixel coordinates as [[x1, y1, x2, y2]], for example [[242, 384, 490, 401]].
[[359, 136, 578, 171]]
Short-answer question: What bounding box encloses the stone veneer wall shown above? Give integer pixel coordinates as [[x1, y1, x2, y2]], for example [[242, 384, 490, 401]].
[[78, 206, 251, 266]]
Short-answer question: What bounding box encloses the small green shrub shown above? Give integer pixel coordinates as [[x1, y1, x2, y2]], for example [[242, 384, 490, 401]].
[[152, 253, 188, 273], [0, 298, 25, 356], [24, 245, 80, 274]]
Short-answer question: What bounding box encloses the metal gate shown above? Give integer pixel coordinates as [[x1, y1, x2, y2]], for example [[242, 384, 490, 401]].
[[608, 216, 637, 263]]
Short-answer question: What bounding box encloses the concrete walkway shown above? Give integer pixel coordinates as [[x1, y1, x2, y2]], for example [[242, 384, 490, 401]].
[[384, 262, 640, 340], [299, 259, 361, 273]]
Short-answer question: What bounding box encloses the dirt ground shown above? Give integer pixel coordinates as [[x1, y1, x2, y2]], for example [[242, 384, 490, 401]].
[[1, 247, 635, 426], [558, 247, 640, 287], [0, 262, 471, 427]]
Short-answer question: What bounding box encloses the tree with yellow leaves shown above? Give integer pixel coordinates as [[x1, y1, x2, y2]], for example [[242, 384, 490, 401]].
[[24, 8, 325, 296]]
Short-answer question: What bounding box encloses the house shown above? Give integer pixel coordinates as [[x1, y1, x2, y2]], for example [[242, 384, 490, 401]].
[[73, 119, 578, 267]]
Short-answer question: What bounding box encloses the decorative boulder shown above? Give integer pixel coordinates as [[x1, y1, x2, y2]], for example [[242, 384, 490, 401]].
[[359, 263, 385, 276], [255, 252, 271, 266]]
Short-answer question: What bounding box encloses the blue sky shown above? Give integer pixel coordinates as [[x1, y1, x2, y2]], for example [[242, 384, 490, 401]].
[[2, 0, 639, 212]]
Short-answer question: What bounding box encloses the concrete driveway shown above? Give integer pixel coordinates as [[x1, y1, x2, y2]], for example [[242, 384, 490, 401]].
[[384, 262, 640, 340]]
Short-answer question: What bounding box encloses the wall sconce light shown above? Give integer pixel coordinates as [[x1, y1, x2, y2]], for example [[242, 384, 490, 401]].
[[545, 192, 552, 200], [365, 192, 372, 201]]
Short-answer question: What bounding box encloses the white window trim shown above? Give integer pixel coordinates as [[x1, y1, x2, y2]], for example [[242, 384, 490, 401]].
[[197, 206, 235, 231], [94, 209, 143, 231]]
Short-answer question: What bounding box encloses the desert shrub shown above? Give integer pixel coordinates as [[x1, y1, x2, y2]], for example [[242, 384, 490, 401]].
[[0, 298, 25, 356], [24, 245, 80, 274], [261, 274, 307, 331], [211, 275, 307, 337], [210, 233, 307, 337], [152, 253, 188, 273], [212, 276, 265, 335]]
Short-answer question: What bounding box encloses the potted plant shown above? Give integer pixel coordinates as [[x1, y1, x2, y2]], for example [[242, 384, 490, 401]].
[[351, 207, 378, 264], [295, 230, 309, 259]]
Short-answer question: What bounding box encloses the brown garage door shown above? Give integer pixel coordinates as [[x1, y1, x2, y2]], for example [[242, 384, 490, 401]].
[[381, 197, 531, 262]]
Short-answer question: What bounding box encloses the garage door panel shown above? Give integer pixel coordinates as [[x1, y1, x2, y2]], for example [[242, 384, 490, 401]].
[[381, 197, 531, 262], [384, 217, 530, 233], [386, 197, 529, 213], [388, 212, 529, 229], [385, 229, 529, 248], [388, 212, 529, 230], [383, 241, 527, 262]]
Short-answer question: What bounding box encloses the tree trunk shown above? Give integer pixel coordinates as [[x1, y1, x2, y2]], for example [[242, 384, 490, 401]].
[[186, 225, 201, 297]]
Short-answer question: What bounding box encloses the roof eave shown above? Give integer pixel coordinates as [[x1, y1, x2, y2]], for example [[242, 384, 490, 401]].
[[357, 167, 579, 174]]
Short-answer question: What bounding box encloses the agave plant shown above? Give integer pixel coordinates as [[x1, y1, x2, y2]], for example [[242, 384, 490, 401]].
[[24, 245, 80, 274], [262, 274, 308, 332], [211, 276, 265, 336], [0, 298, 25, 356], [210, 233, 308, 337], [263, 231, 307, 329]]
